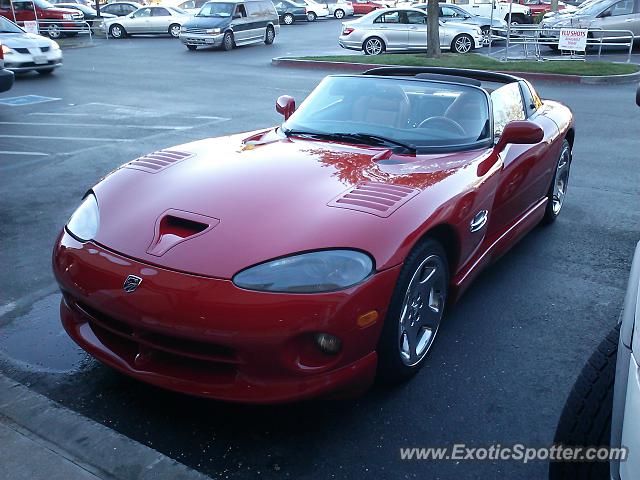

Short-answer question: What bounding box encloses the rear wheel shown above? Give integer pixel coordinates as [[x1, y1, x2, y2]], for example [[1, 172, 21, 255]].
[[377, 239, 449, 381], [306, 11, 317, 21], [109, 24, 126, 39], [222, 31, 234, 51], [186, 44, 197, 51], [334, 8, 345, 19], [542, 139, 571, 224], [283, 13, 294, 25], [169, 23, 181, 38], [452, 34, 473, 53], [481, 26, 491, 46], [264, 25, 275, 45], [363, 36, 385, 55]]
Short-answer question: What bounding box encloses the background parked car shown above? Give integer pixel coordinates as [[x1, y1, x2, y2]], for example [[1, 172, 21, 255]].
[[103, 5, 189, 37], [339, 7, 483, 54], [510, 0, 575, 17], [297, 0, 329, 20], [173, 0, 208, 13], [325, 0, 354, 18], [274, 0, 308, 23], [352, 0, 387, 15], [0, 15, 62, 74], [50, 0, 92, 6], [439, 0, 533, 25], [0, 39, 15, 91], [55, 3, 117, 27], [412, 3, 507, 45], [0, 0, 86, 39], [98, 1, 142, 16]]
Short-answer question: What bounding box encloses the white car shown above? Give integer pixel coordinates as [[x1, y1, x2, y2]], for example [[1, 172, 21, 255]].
[[298, 0, 330, 20], [440, 0, 534, 26], [0, 16, 62, 75], [103, 5, 191, 37], [338, 7, 483, 54], [325, 0, 355, 19]]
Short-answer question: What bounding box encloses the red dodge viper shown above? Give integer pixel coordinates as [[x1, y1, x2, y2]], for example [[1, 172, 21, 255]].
[[53, 67, 575, 403]]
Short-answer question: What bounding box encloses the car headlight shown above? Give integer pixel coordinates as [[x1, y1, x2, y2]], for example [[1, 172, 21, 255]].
[[233, 249, 374, 293], [66, 193, 99, 242], [51, 41, 61, 50], [205, 28, 221, 34], [2, 45, 14, 54]]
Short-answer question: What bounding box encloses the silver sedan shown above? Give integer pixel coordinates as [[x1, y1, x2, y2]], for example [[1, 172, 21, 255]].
[[103, 5, 192, 38], [338, 7, 483, 54]]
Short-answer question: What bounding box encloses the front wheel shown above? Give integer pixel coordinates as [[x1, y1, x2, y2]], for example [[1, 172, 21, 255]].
[[452, 34, 473, 54], [481, 27, 491, 46], [47, 23, 62, 39], [283, 13, 294, 25], [549, 324, 619, 480], [169, 23, 181, 38], [221, 31, 234, 51], [264, 25, 275, 45], [363, 36, 385, 55], [109, 24, 126, 39], [542, 138, 571, 224], [306, 11, 316, 21], [377, 239, 449, 381], [334, 8, 345, 19]]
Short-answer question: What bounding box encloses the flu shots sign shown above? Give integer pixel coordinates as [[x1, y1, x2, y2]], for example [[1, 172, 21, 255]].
[[558, 29, 588, 51]]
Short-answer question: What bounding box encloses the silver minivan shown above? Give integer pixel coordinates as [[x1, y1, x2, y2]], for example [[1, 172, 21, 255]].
[[179, 0, 280, 51]]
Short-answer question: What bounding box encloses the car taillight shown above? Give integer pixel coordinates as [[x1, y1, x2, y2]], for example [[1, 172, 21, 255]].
[[342, 26, 354, 35]]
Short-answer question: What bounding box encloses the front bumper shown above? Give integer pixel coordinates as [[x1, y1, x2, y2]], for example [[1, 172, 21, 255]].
[[3, 49, 63, 72], [0, 68, 14, 92], [179, 32, 224, 46], [53, 231, 401, 403]]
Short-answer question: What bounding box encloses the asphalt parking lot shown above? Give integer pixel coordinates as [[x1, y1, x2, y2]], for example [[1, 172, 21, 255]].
[[1, 17, 639, 480]]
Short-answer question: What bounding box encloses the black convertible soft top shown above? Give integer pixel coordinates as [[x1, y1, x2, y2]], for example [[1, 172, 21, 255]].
[[362, 67, 521, 87]]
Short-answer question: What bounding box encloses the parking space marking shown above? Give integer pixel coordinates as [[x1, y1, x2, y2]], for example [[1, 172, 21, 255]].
[[0, 95, 61, 107], [0, 121, 194, 130], [0, 151, 49, 156], [0, 135, 132, 142]]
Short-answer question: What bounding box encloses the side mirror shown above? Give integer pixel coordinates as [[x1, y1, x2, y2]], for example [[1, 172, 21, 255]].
[[495, 120, 544, 151], [276, 95, 296, 120], [599, 10, 611, 18]]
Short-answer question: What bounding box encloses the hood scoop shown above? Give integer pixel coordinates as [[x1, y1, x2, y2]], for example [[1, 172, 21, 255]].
[[125, 150, 193, 174], [146, 210, 219, 257], [328, 182, 420, 218]]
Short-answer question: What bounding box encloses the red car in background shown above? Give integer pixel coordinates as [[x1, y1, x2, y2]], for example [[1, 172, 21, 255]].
[[352, 0, 389, 15], [0, 0, 85, 39], [53, 68, 574, 404], [510, 0, 571, 16]]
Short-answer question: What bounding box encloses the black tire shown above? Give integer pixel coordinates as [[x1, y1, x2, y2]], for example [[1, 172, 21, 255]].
[[542, 138, 571, 224], [186, 44, 197, 51], [377, 238, 449, 382], [283, 13, 294, 25], [222, 31, 234, 51], [36, 68, 55, 75], [264, 25, 275, 45], [169, 23, 181, 38], [452, 34, 474, 54], [334, 8, 345, 19], [109, 24, 126, 39], [363, 36, 385, 55], [306, 11, 316, 21], [549, 324, 619, 480]]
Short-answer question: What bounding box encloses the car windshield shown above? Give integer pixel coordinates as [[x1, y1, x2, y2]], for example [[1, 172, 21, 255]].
[[282, 76, 491, 151], [63, 4, 95, 14], [0, 16, 24, 33], [34, 0, 55, 8], [170, 6, 188, 14], [574, 0, 611, 14], [197, 1, 235, 16]]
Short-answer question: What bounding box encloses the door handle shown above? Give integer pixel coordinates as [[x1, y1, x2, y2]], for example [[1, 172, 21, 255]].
[[470, 210, 488, 233]]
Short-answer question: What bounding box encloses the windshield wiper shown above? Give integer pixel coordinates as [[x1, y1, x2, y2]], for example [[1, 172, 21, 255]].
[[283, 129, 416, 153]]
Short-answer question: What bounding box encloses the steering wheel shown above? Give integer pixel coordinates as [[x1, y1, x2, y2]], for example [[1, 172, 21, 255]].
[[417, 116, 466, 137]]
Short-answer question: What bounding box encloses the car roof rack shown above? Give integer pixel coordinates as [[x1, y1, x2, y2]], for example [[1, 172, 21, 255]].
[[362, 67, 521, 85]]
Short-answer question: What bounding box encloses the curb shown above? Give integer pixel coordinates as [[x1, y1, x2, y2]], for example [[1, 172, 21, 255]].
[[271, 57, 640, 85], [0, 374, 210, 480]]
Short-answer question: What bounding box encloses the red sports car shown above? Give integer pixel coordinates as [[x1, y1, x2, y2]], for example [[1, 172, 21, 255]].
[[53, 68, 574, 403]]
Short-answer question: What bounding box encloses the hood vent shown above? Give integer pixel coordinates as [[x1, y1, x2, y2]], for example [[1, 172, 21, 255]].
[[328, 182, 420, 218], [125, 150, 193, 174]]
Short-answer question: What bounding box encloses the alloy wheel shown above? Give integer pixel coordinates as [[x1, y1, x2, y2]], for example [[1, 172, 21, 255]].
[[284, 14, 293, 24], [335, 9, 344, 19], [364, 37, 383, 55], [454, 35, 472, 53], [552, 144, 571, 215], [398, 255, 446, 367], [170, 24, 181, 38], [48, 24, 61, 39]]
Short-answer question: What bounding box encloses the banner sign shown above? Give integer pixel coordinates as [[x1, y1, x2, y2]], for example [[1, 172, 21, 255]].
[[23, 20, 39, 34], [558, 28, 588, 51]]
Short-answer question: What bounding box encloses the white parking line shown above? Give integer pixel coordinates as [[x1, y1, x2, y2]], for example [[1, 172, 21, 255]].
[[0, 121, 193, 130], [0, 135, 132, 142], [0, 150, 49, 156]]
